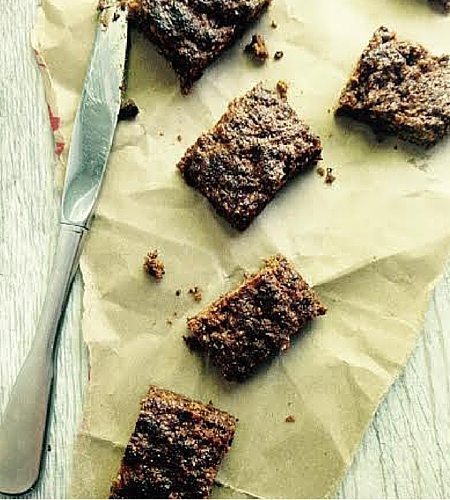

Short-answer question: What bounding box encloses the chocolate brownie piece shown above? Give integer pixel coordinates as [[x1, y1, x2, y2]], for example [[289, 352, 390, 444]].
[[110, 386, 236, 499], [336, 26, 450, 147], [185, 255, 327, 382], [127, 0, 271, 93], [177, 83, 322, 230]]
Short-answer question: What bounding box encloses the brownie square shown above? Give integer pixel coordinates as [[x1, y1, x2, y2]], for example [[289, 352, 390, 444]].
[[127, 0, 271, 93], [110, 386, 236, 499], [177, 83, 322, 230], [185, 255, 327, 382], [336, 26, 450, 147]]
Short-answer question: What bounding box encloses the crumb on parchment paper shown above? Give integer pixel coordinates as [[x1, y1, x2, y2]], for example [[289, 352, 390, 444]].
[[244, 34, 269, 62], [119, 98, 139, 121], [274, 50, 284, 60], [325, 168, 336, 185], [271, 20, 278, 28], [276, 80, 288, 99], [143, 250, 165, 280], [316, 166, 325, 177], [189, 286, 203, 302], [285, 415, 296, 423]]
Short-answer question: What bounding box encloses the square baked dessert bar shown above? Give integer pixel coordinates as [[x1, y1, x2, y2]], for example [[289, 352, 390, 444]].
[[127, 0, 271, 93], [185, 255, 327, 382], [110, 386, 236, 499], [336, 27, 450, 147], [178, 83, 322, 230]]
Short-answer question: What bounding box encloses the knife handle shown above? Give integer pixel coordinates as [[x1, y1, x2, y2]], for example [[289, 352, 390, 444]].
[[0, 224, 86, 495]]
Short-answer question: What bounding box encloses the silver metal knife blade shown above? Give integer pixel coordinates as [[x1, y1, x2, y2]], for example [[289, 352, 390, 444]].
[[0, 4, 128, 495], [62, 5, 128, 227]]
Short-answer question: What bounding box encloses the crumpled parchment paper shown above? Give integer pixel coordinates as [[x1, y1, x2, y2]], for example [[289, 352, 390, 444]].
[[35, 0, 450, 497]]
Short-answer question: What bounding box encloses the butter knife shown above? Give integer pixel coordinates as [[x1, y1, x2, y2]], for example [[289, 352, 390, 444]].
[[0, 4, 128, 494]]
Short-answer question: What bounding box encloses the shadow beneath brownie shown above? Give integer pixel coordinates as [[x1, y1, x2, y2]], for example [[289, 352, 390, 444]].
[[334, 114, 436, 171], [127, 30, 179, 96]]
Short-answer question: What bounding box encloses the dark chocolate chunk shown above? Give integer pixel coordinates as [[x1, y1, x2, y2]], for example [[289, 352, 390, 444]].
[[177, 83, 322, 230], [336, 26, 450, 147], [128, 0, 271, 93], [274, 50, 284, 60], [185, 255, 327, 382], [110, 386, 236, 499], [119, 98, 140, 121]]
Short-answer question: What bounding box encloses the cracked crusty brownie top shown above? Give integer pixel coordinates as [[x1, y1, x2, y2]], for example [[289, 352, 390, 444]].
[[185, 255, 327, 382], [337, 26, 450, 147], [177, 83, 322, 230], [110, 386, 236, 499], [127, 0, 271, 93]]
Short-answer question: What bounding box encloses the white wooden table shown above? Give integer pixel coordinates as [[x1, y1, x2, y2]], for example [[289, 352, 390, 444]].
[[1, 1, 450, 498]]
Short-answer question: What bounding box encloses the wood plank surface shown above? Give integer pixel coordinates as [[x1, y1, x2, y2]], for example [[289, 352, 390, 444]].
[[1, 1, 449, 497]]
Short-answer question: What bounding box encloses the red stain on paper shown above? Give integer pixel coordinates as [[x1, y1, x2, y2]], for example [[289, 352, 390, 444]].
[[34, 46, 66, 158], [55, 141, 65, 157], [48, 105, 61, 132]]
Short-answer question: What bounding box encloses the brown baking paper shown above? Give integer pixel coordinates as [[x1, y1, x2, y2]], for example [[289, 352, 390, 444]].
[[35, 0, 450, 497]]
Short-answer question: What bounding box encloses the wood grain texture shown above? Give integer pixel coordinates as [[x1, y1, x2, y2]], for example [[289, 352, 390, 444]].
[[1, 0, 450, 497]]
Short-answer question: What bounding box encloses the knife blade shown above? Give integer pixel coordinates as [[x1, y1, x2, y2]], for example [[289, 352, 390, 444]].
[[0, 4, 128, 495]]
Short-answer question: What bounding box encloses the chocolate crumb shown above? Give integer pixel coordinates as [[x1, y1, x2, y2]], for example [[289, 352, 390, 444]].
[[316, 166, 325, 177], [325, 168, 336, 185], [159, 131, 164, 137], [285, 415, 296, 423], [245, 34, 269, 62], [176, 289, 181, 296], [118, 98, 139, 121], [189, 286, 203, 302], [276, 80, 288, 99], [177, 134, 183, 142], [167, 319, 173, 326], [113, 11, 120, 21], [143, 250, 165, 281], [47, 444, 52, 452], [274, 50, 284, 60], [271, 20, 278, 28]]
